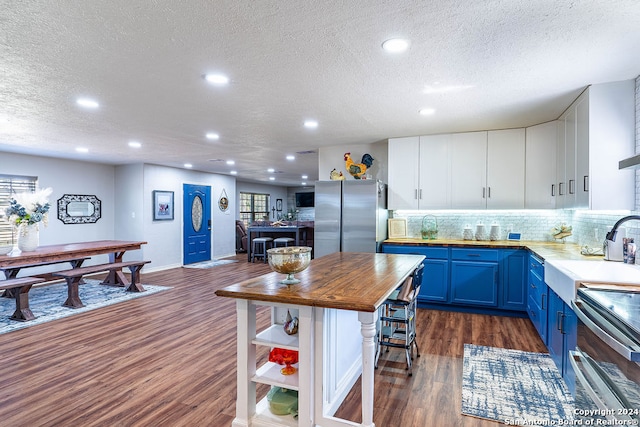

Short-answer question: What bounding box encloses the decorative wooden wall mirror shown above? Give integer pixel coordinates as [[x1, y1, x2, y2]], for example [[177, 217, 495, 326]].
[[57, 194, 102, 224]]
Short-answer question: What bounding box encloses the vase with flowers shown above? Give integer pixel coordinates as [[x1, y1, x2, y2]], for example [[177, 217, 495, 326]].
[[4, 187, 52, 254]]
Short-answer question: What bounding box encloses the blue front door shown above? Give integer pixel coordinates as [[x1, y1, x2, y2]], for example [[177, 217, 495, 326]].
[[183, 184, 211, 265]]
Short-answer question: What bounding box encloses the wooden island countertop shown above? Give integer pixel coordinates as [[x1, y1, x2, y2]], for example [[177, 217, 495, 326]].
[[215, 251, 425, 312]]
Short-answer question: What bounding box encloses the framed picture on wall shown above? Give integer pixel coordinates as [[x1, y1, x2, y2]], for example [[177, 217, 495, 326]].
[[153, 190, 174, 220]]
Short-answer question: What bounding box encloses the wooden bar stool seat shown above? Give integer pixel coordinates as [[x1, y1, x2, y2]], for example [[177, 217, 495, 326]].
[[251, 237, 273, 263]]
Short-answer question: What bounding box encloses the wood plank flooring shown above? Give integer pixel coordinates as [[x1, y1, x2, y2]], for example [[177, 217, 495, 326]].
[[0, 254, 546, 427]]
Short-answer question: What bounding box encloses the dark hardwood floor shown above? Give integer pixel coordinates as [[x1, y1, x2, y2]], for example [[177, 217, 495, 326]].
[[0, 254, 547, 427]]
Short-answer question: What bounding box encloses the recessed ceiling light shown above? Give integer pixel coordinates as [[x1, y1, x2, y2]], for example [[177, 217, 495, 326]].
[[206, 132, 219, 140], [267, 168, 275, 173], [204, 73, 230, 85], [302, 175, 308, 179], [382, 38, 410, 53], [128, 141, 141, 148], [75, 147, 89, 153], [269, 177, 275, 181], [419, 108, 436, 116], [230, 170, 238, 175], [304, 120, 318, 129], [76, 98, 99, 109], [301, 182, 307, 186], [184, 163, 193, 168], [226, 160, 235, 165], [286, 155, 295, 161]]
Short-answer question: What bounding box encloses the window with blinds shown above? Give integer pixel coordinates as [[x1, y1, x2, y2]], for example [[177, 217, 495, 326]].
[[0, 175, 38, 244], [239, 192, 270, 227]]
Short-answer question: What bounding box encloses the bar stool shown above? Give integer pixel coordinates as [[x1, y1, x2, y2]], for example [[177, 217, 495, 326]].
[[273, 237, 295, 248], [251, 237, 273, 263], [375, 263, 424, 375]]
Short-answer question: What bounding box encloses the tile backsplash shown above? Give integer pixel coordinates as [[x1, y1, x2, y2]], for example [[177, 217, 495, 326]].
[[392, 210, 640, 249]]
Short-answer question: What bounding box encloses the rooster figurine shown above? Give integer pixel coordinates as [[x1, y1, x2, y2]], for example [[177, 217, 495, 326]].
[[344, 153, 374, 179], [329, 168, 345, 180]]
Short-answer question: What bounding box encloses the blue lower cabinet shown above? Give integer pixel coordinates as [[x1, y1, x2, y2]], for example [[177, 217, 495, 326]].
[[450, 248, 499, 307], [450, 260, 499, 307], [382, 244, 527, 313], [527, 254, 548, 345], [382, 245, 449, 303], [421, 258, 449, 302], [547, 288, 577, 394], [527, 294, 547, 344], [500, 249, 527, 311]]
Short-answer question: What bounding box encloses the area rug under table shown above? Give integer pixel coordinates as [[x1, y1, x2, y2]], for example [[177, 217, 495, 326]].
[[183, 259, 238, 269], [462, 344, 575, 424], [0, 279, 170, 335]]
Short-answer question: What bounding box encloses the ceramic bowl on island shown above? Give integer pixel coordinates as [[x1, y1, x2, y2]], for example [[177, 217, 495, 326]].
[[267, 246, 312, 285]]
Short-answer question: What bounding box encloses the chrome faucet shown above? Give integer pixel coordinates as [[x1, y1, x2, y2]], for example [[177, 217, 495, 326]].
[[604, 215, 640, 261]]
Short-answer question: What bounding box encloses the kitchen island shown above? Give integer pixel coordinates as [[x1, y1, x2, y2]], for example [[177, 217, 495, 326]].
[[215, 252, 424, 427]]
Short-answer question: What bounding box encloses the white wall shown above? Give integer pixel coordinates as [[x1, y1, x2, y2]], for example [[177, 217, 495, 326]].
[[141, 164, 237, 269], [0, 153, 238, 270], [1, 153, 118, 265]]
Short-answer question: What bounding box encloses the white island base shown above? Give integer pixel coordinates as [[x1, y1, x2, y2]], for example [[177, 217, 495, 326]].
[[232, 299, 377, 427]]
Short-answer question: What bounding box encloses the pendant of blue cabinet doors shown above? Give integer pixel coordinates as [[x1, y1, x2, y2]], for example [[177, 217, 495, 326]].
[[381, 245, 449, 303], [547, 288, 577, 394], [450, 248, 499, 307]]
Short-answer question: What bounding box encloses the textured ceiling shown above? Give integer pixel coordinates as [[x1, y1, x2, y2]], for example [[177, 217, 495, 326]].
[[1, 0, 639, 186]]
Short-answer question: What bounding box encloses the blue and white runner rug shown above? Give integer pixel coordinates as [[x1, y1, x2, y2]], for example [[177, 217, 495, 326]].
[[462, 344, 575, 424]]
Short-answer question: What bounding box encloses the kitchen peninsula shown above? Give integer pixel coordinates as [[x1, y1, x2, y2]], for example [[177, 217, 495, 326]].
[[215, 252, 424, 427]]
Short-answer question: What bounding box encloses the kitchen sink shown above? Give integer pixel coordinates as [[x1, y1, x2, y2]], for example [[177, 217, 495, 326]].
[[544, 259, 640, 305]]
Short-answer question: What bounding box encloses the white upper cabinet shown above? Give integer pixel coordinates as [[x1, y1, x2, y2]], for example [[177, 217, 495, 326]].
[[388, 135, 451, 210], [554, 117, 566, 209], [585, 80, 635, 210], [556, 80, 635, 210], [387, 79, 634, 212], [450, 132, 488, 209], [525, 121, 557, 209], [486, 129, 526, 209], [388, 136, 420, 210], [575, 93, 589, 208], [419, 134, 451, 209]]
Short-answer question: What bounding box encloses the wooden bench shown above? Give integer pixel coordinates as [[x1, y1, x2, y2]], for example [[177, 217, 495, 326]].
[[0, 277, 45, 321], [1, 257, 90, 297], [53, 260, 151, 308]]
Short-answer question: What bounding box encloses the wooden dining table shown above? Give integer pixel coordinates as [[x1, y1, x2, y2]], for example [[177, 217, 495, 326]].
[[0, 240, 147, 287]]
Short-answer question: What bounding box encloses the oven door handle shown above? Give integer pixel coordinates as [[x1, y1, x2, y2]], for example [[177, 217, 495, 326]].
[[571, 299, 640, 362], [569, 349, 636, 422]]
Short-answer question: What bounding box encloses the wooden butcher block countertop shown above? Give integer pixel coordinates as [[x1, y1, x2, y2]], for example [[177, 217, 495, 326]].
[[215, 252, 425, 312], [383, 238, 601, 262]]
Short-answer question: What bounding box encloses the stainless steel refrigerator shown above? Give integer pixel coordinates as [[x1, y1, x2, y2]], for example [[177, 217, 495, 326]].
[[314, 180, 388, 258]]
